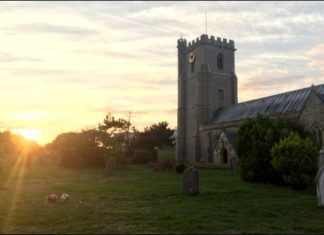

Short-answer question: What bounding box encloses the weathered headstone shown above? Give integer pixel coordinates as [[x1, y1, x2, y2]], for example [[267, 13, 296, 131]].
[[317, 149, 324, 206], [183, 167, 199, 195], [318, 149, 324, 169], [317, 166, 324, 206], [104, 157, 117, 177], [229, 157, 239, 172]]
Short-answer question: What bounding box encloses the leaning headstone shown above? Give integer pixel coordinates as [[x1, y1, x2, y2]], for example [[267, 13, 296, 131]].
[[317, 149, 324, 206], [183, 167, 199, 195], [229, 157, 239, 172], [104, 157, 117, 177]]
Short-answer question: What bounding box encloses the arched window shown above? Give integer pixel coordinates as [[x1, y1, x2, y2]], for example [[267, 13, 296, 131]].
[[218, 89, 224, 102], [317, 129, 323, 149], [217, 53, 224, 70], [191, 61, 195, 73], [312, 122, 323, 149]]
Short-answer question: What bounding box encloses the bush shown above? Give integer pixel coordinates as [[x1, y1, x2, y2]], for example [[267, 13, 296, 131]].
[[47, 132, 105, 167], [271, 132, 319, 190], [176, 163, 186, 174], [234, 114, 314, 184], [132, 149, 152, 164], [234, 115, 284, 184]]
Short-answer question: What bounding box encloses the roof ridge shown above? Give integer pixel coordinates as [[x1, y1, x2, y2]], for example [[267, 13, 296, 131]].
[[212, 83, 324, 125], [224, 83, 324, 109]]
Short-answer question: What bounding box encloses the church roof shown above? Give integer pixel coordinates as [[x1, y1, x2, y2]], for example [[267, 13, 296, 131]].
[[212, 84, 324, 125]]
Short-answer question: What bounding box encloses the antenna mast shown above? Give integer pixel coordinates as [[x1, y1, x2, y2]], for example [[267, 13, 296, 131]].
[[205, 12, 208, 34]]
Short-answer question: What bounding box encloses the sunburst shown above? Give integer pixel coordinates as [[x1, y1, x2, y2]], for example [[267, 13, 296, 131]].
[[17, 128, 40, 142]]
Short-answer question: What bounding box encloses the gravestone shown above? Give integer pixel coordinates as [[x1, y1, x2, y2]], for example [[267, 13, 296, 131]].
[[104, 157, 117, 177], [317, 149, 324, 206], [319, 149, 324, 168], [229, 157, 239, 172], [183, 167, 199, 195]]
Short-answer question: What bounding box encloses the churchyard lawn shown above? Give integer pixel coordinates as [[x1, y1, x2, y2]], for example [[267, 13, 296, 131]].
[[0, 157, 324, 233]]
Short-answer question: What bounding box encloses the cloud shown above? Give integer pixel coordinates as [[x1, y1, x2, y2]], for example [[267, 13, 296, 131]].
[[1, 1, 324, 143], [15, 23, 98, 37], [0, 52, 43, 63], [305, 44, 324, 69], [238, 64, 318, 102], [91, 108, 148, 116]]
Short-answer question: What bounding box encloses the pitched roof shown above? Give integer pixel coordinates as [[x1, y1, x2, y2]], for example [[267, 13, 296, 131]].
[[212, 84, 324, 125]]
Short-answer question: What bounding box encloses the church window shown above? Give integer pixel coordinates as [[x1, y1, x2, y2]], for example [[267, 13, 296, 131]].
[[219, 89, 224, 102], [217, 53, 224, 70], [191, 61, 195, 73], [312, 123, 323, 149], [317, 129, 323, 149]]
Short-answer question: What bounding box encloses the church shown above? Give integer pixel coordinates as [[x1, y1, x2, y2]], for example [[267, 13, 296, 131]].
[[175, 34, 324, 164]]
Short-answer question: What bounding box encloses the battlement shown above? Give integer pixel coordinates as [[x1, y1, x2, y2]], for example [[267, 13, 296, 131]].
[[177, 38, 187, 47], [184, 34, 235, 51]]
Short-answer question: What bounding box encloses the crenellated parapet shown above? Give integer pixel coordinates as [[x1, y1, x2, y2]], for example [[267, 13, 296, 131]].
[[177, 38, 187, 47], [185, 34, 235, 51]]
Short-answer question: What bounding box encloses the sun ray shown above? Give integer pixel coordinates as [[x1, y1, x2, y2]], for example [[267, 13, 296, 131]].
[[1, 147, 30, 233]]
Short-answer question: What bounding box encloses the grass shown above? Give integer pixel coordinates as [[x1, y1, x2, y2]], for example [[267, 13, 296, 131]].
[[0, 152, 324, 233], [156, 146, 175, 161]]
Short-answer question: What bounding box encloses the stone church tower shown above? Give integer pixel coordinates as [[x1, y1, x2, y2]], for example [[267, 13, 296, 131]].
[[176, 34, 238, 163]]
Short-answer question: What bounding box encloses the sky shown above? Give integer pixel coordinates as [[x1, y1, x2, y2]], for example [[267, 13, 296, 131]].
[[0, 1, 323, 145]]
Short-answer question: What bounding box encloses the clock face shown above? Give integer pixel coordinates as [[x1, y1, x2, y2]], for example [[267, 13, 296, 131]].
[[188, 52, 195, 63]]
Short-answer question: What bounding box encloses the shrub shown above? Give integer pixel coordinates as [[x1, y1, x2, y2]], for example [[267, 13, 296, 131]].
[[234, 114, 314, 184], [176, 163, 186, 174], [271, 132, 319, 190], [132, 149, 152, 164]]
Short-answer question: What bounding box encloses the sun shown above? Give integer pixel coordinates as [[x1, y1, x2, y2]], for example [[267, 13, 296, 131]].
[[18, 128, 40, 142]]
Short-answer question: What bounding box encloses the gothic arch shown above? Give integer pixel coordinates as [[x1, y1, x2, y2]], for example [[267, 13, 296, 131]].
[[311, 122, 323, 149], [220, 146, 228, 164]]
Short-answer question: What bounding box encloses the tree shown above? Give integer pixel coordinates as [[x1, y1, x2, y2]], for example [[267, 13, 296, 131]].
[[234, 114, 315, 184], [128, 121, 174, 163], [0, 131, 42, 167], [46, 130, 105, 167], [97, 113, 131, 167], [45, 113, 132, 168], [98, 112, 130, 149], [130, 121, 174, 150]]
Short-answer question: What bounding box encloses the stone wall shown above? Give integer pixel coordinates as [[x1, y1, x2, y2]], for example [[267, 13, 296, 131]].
[[299, 90, 324, 126], [299, 89, 324, 147]]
